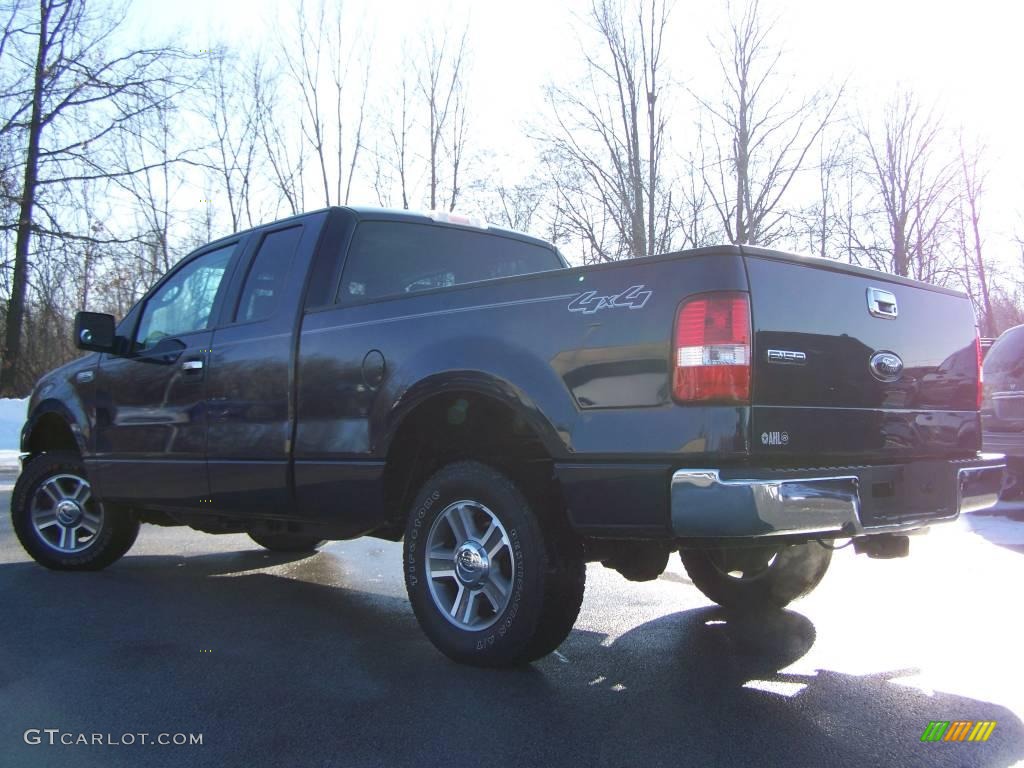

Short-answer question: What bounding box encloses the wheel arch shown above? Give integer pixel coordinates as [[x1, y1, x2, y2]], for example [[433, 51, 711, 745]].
[[21, 400, 86, 457], [380, 371, 567, 459], [379, 381, 569, 538]]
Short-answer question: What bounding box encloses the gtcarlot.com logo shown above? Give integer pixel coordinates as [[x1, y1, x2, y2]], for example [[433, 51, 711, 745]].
[[24, 729, 203, 747]]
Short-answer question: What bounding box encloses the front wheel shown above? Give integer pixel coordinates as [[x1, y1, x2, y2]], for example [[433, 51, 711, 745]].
[[12, 451, 139, 571], [679, 541, 831, 611], [403, 461, 585, 667]]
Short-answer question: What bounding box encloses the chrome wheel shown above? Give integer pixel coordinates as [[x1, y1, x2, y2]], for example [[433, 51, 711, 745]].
[[425, 499, 516, 631], [30, 473, 102, 554]]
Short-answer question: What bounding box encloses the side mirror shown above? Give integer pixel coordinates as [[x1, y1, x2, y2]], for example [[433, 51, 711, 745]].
[[74, 311, 117, 353]]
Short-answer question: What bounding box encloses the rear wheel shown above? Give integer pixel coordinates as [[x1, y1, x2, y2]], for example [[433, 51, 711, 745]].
[[248, 532, 326, 553], [12, 451, 139, 571], [403, 461, 585, 667], [679, 541, 831, 611]]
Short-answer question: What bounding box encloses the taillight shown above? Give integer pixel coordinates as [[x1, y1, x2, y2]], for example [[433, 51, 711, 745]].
[[976, 334, 983, 410], [673, 292, 751, 403]]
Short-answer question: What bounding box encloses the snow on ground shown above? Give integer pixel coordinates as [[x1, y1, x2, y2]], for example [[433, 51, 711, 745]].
[[0, 398, 27, 468]]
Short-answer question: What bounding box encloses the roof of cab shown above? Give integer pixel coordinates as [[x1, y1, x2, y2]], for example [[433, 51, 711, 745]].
[[197, 205, 555, 253], [339, 205, 553, 248]]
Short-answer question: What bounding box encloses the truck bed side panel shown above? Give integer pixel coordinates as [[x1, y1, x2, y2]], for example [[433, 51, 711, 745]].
[[294, 250, 750, 536]]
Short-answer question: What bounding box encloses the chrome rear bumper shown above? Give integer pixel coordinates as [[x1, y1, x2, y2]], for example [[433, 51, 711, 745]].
[[670, 454, 1005, 538]]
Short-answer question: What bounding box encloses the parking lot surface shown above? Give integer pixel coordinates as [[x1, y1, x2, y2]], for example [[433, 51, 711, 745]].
[[2, 469, 1023, 768]]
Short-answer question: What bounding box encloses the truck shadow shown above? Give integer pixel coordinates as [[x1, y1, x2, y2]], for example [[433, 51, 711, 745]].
[[0, 551, 1021, 768], [961, 509, 1024, 554]]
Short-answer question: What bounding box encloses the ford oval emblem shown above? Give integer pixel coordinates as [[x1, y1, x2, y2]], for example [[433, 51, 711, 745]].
[[869, 351, 904, 382]]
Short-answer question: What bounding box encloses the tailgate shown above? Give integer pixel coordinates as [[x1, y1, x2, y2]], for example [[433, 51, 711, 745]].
[[744, 253, 981, 461]]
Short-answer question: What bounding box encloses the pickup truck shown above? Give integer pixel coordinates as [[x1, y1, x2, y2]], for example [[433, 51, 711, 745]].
[[981, 323, 1024, 497], [12, 206, 1004, 667]]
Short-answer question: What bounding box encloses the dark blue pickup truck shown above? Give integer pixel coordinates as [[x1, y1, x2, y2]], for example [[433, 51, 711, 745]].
[[11, 206, 1004, 666]]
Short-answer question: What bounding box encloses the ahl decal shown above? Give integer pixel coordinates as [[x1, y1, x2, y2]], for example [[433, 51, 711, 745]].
[[568, 285, 652, 314], [761, 431, 789, 446]]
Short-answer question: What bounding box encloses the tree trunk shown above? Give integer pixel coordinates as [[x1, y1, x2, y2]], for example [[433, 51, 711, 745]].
[[893, 219, 908, 277], [971, 206, 993, 335], [429, 103, 437, 210], [1, 1, 49, 395]]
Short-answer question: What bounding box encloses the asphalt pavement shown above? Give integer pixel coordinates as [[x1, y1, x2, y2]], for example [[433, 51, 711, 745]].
[[2, 467, 1023, 768]]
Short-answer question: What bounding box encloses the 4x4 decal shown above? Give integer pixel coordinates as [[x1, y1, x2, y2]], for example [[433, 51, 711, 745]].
[[567, 285, 652, 314]]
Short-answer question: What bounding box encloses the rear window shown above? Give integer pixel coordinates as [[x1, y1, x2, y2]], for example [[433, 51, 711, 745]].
[[337, 221, 560, 303], [985, 327, 1024, 375]]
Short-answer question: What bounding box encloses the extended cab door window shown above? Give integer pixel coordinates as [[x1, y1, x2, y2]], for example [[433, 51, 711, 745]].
[[234, 226, 303, 323], [135, 244, 235, 350], [337, 221, 561, 303]]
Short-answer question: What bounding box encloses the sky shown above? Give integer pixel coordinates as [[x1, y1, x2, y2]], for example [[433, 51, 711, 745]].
[[125, 0, 1024, 268]]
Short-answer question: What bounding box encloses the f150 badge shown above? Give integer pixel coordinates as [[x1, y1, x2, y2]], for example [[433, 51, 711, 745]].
[[568, 285, 652, 314]]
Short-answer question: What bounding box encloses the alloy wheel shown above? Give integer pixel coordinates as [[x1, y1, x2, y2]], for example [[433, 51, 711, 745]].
[[30, 473, 102, 554], [425, 499, 516, 631]]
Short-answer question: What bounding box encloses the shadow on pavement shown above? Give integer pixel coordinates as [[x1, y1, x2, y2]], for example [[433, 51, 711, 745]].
[[1, 551, 1021, 768], [962, 511, 1024, 554]]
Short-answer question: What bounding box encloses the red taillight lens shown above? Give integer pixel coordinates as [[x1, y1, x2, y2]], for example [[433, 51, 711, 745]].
[[976, 334, 983, 410], [673, 292, 751, 403]]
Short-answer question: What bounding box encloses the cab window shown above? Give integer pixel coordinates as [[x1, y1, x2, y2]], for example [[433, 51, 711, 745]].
[[135, 244, 235, 350], [337, 222, 560, 303], [235, 226, 302, 323]]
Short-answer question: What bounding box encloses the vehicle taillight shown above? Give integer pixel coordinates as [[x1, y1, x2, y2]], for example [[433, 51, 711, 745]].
[[976, 333, 983, 410], [673, 292, 751, 403]]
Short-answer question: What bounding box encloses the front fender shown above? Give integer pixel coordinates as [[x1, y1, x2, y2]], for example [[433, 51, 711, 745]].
[[21, 356, 97, 455], [21, 398, 90, 456]]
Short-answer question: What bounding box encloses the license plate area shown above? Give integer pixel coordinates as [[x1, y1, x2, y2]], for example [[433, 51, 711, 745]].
[[858, 461, 957, 527]]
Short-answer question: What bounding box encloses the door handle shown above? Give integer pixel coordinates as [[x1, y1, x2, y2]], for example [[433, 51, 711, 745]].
[[867, 287, 898, 319], [182, 360, 204, 372]]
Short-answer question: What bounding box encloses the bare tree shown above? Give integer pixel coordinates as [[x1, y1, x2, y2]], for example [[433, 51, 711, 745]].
[[696, 0, 842, 247], [544, 0, 673, 263], [418, 27, 469, 211], [676, 154, 718, 248], [955, 135, 994, 335], [254, 63, 305, 217], [373, 71, 413, 209], [208, 50, 258, 231], [279, 0, 370, 208], [0, 0, 189, 393], [372, 24, 471, 212], [854, 91, 957, 281], [106, 72, 205, 296], [469, 169, 555, 236], [195, 49, 287, 233], [793, 131, 853, 260]]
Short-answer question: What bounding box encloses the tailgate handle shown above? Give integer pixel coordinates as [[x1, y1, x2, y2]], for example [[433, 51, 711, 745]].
[[867, 287, 898, 319]]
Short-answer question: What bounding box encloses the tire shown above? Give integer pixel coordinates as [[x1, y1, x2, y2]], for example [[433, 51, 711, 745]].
[[403, 461, 585, 667], [248, 532, 326, 553], [11, 451, 139, 571], [679, 541, 831, 611]]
